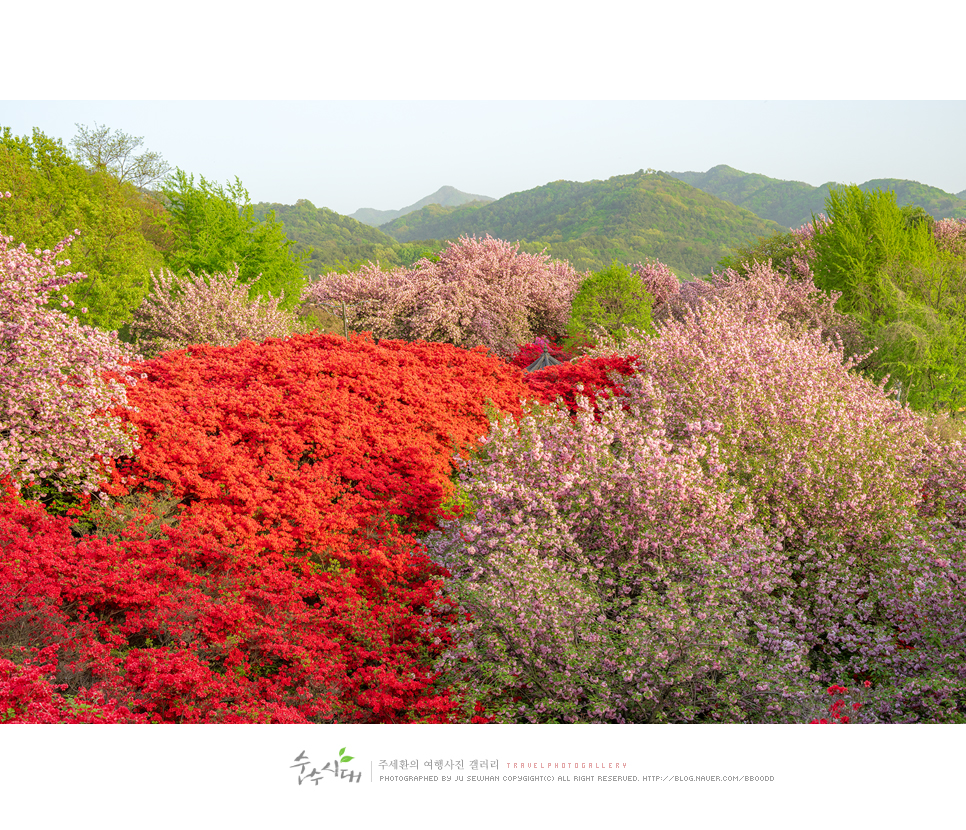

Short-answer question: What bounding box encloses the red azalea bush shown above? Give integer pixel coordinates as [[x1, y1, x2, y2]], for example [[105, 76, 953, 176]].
[[511, 336, 642, 423], [0, 478, 460, 723], [103, 332, 530, 541], [2, 332, 533, 722], [808, 682, 873, 724], [509, 336, 575, 369], [522, 354, 641, 420]]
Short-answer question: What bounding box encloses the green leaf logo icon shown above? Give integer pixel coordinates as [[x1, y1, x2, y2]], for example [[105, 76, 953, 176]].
[[339, 747, 354, 763]]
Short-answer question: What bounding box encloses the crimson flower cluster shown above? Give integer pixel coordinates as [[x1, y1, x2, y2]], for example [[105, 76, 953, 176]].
[[1, 332, 534, 722], [809, 682, 873, 724]]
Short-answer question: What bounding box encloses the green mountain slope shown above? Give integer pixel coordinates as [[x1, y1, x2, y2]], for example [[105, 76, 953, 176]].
[[378, 170, 784, 277], [667, 165, 828, 229], [667, 165, 966, 228], [860, 179, 966, 223], [375, 201, 489, 239], [350, 185, 495, 227], [252, 199, 437, 276]]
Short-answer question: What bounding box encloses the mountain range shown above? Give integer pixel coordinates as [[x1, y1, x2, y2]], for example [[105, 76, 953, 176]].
[[255, 166, 966, 281], [666, 164, 966, 229], [251, 198, 435, 276]]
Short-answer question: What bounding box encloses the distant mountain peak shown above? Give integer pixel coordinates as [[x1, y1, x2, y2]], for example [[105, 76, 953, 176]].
[[350, 186, 495, 227]]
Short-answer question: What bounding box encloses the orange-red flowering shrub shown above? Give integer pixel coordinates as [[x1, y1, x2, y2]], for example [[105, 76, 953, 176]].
[[509, 336, 575, 369], [2, 332, 532, 722], [104, 332, 529, 542], [523, 355, 641, 420], [0, 478, 458, 723]]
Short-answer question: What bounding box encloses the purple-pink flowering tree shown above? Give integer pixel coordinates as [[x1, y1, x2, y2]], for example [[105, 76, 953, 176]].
[[427, 390, 812, 723], [652, 276, 718, 328], [0, 195, 141, 496], [301, 235, 585, 358], [654, 261, 867, 360], [631, 259, 679, 307], [427, 259, 966, 723], [300, 261, 414, 342], [129, 266, 305, 358], [933, 218, 966, 257]]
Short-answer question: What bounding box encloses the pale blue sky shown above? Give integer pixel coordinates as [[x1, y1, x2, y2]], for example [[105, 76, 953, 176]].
[[2, 3, 963, 217], [3, 100, 964, 217]]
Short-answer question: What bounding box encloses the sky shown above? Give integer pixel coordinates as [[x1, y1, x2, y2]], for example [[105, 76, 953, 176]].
[[2, 100, 965, 216], [2, 3, 964, 217]]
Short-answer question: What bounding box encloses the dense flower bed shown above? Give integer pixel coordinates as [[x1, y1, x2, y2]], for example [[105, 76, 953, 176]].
[[3, 215, 966, 724], [1, 333, 534, 723]]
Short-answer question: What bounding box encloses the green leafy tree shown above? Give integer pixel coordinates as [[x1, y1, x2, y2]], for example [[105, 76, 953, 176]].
[[900, 203, 934, 231], [811, 185, 966, 412], [810, 185, 937, 321], [159, 169, 307, 309], [564, 261, 654, 352], [0, 127, 164, 332], [868, 256, 966, 412], [69, 122, 171, 189]]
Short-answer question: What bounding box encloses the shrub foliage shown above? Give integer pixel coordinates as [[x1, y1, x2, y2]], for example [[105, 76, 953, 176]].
[[130, 266, 306, 358]]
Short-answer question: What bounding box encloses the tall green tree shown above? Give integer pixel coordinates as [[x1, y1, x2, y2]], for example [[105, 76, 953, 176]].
[[158, 169, 307, 308], [810, 185, 937, 322], [0, 127, 164, 332], [811, 185, 966, 412]]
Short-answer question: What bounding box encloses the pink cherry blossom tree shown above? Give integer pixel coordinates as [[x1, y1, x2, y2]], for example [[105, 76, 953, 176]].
[[631, 259, 679, 307], [0, 193, 141, 496], [129, 266, 305, 358], [301, 235, 586, 358]]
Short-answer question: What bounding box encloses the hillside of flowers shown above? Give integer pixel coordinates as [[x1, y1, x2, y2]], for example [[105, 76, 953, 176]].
[[3, 184, 966, 724]]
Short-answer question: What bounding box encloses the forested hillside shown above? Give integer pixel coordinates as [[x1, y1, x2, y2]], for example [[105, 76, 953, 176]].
[[668, 164, 966, 228], [377, 170, 784, 277], [251, 199, 438, 275], [0, 127, 168, 331]]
